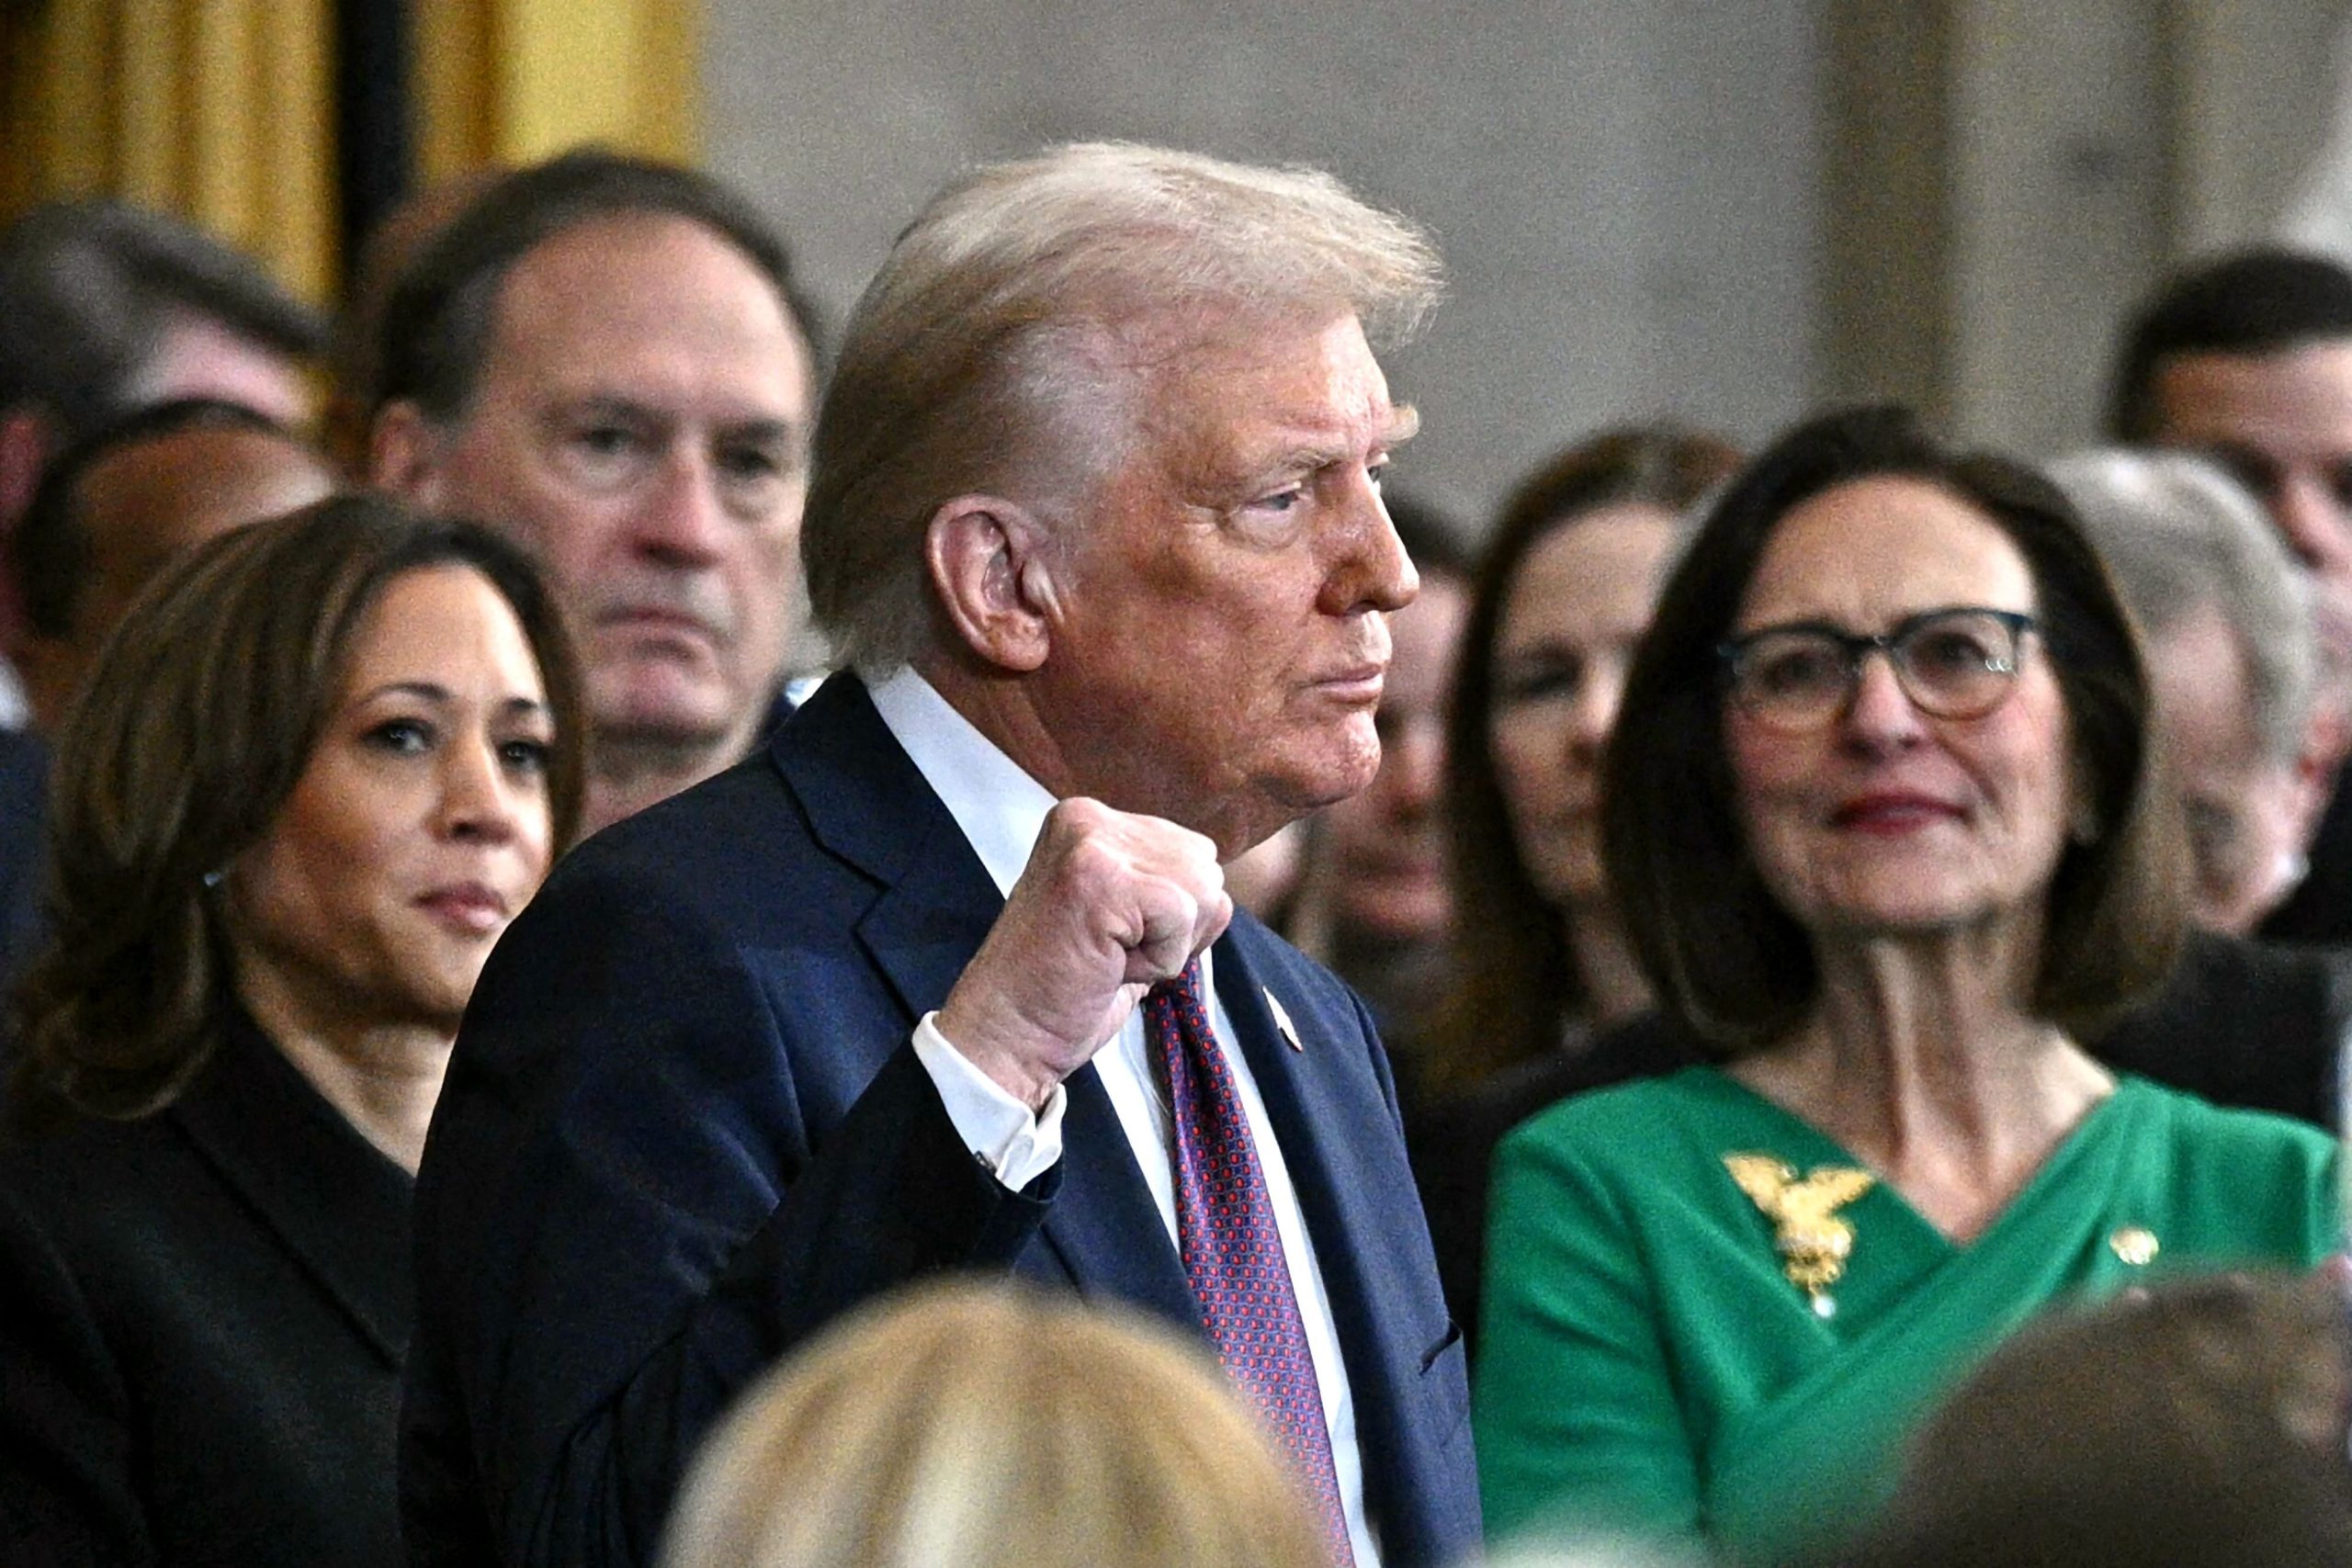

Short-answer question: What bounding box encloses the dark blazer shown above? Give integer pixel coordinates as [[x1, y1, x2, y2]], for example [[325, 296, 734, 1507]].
[[2260, 773, 2352, 944], [0, 1011, 413, 1568], [1413, 928, 2349, 1360], [402, 672, 1479, 1568]]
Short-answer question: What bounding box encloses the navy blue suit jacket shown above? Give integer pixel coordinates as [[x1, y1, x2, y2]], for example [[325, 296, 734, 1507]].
[[401, 672, 1478, 1568]]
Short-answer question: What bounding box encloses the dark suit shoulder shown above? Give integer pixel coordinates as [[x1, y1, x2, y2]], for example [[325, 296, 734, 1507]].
[[2093, 930, 2346, 1128]]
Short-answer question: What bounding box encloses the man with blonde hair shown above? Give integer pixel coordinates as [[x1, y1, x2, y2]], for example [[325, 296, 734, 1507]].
[[405, 143, 1478, 1568]]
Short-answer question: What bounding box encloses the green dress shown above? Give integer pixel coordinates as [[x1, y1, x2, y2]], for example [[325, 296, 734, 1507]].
[[1473, 1067, 2337, 1562]]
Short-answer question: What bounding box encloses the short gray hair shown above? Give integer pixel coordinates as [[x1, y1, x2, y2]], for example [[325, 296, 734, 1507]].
[[801, 141, 1442, 674], [2049, 448, 2314, 764]]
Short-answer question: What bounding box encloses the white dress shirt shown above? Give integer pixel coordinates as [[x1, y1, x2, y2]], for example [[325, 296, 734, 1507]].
[[871, 666, 1380, 1568]]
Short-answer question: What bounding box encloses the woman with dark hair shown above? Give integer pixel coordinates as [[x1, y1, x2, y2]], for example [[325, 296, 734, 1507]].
[[0, 494, 584, 1567], [1472, 408, 2335, 1562], [1435, 426, 1743, 1091], [1409, 426, 1740, 1340]]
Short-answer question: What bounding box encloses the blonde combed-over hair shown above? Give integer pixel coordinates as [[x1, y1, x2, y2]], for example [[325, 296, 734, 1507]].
[[802, 141, 1442, 674], [658, 1281, 1333, 1568]]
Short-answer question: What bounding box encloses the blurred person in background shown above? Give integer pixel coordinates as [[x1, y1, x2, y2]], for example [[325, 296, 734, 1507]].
[[2040, 448, 2352, 1131], [0, 397, 337, 981], [1408, 426, 1740, 1346], [1475, 408, 2335, 1562], [1818, 1271, 2352, 1567], [1283, 493, 1474, 1052], [0, 496, 582, 1568], [2109, 248, 2352, 942], [658, 1281, 1330, 1568], [0, 198, 327, 722], [13, 398, 338, 736], [370, 151, 823, 835], [325, 168, 504, 474], [2051, 449, 2324, 933]]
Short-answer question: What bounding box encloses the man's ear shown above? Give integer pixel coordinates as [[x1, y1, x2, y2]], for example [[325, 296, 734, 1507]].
[[925, 495, 1060, 673], [368, 400, 447, 505]]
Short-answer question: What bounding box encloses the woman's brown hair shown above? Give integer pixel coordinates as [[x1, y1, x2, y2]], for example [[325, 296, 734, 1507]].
[[1602, 405, 2184, 1055], [1430, 424, 1742, 1092], [11, 492, 585, 1122]]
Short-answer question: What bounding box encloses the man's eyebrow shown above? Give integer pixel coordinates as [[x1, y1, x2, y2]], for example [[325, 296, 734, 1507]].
[[543, 395, 664, 430], [1262, 404, 1424, 475], [715, 417, 801, 447]]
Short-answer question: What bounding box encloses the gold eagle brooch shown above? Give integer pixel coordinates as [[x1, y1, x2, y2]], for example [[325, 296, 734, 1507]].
[[1724, 1154, 1875, 1319]]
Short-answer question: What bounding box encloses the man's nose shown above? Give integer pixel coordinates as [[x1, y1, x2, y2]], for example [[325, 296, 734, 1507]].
[[2269, 470, 2352, 576], [1326, 484, 1417, 615], [631, 450, 730, 567]]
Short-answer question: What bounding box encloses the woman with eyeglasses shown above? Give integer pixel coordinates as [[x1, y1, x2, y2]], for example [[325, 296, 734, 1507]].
[[1471, 408, 2337, 1564]]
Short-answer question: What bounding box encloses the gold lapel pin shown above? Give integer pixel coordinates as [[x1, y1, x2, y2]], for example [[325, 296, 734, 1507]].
[[1724, 1153, 1876, 1319]]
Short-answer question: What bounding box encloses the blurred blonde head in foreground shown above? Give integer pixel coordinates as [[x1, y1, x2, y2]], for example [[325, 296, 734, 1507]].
[[658, 1281, 1331, 1568]]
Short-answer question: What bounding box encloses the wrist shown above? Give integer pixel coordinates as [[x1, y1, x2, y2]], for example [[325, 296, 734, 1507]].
[[933, 998, 1063, 1111]]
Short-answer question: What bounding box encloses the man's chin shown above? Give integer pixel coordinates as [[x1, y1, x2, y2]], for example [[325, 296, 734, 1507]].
[[589, 681, 747, 759]]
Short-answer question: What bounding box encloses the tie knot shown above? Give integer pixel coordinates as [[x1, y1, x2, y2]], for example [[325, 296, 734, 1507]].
[[1148, 957, 1207, 1009]]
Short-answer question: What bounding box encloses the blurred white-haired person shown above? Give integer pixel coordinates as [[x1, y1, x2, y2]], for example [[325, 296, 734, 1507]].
[[658, 1281, 1329, 1568], [2051, 449, 2330, 932]]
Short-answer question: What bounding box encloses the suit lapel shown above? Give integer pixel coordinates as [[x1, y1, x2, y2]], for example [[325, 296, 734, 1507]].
[[1212, 919, 1419, 1334], [773, 674, 1194, 1324], [774, 674, 1007, 1022], [171, 1019, 413, 1367], [1213, 924, 1370, 1234], [1034, 1068, 1200, 1327]]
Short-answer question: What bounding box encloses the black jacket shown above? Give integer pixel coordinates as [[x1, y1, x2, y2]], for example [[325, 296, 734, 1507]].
[[0, 1010, 413, 1567]]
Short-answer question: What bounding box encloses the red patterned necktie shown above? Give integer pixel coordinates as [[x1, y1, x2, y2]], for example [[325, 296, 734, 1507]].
[[1145, 959, 1352, 1564]]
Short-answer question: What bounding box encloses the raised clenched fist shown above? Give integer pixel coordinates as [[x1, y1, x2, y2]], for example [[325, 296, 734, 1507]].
[[935, 796, 1232, 1109]]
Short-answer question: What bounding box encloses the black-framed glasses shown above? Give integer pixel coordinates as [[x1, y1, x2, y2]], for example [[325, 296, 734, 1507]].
[[1718, 606, 2038, 733]]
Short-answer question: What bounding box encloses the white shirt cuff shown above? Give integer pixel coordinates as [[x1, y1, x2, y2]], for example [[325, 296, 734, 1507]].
[[910, 1011, 1067, 1190]]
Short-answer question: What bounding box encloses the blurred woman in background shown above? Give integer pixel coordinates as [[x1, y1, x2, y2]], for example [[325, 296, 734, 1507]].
[[1283, 493, 1476, 1055], [0, 495, 582, 1567], [1410, 425, 1741, 1338]]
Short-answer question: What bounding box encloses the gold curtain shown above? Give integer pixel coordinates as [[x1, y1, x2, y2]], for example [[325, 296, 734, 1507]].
[[413, 0, 699, 181], [0, 0, 338, 303]]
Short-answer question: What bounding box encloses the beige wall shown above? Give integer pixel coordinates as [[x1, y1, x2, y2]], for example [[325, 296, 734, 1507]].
[[700, 1, 1823, 525], [702, 1, 2347, 516]]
